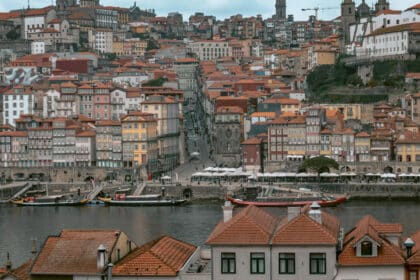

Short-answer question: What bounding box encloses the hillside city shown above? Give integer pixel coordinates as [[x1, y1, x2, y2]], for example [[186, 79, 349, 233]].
[[1, 0, 420, 279]]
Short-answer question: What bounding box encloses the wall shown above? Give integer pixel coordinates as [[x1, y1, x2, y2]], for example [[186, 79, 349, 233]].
[[336, 266, 404, 280]]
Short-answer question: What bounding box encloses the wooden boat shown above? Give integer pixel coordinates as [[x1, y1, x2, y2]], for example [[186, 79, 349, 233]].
[[98, 194, 187, 206], [11, 195, 89, 206], [226, 195, 347, 207]]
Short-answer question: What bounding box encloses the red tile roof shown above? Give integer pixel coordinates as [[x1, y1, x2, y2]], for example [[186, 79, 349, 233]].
[[272, 212, 340, 245], [242, 137, 262, 145], [339, 215, 404, 266], [408, 230, 420, 265], [206, 206, 280, 245], [113, 236, 196, 277], [31, 230, 123, 275]]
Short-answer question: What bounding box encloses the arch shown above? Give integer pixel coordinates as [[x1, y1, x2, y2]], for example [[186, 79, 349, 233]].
[[183, 188, 193, 199], [397, 168, 402, 173], [84, 176, 94, 182], [341, 166, 350, 172], [384, 166, 393, 173]]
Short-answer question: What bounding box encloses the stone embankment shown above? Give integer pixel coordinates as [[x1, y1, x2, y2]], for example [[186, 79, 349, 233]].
[[2, 180, 420, 202]]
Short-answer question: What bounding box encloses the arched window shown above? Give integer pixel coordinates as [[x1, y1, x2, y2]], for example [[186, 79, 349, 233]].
[[361, 240, 373, 256]]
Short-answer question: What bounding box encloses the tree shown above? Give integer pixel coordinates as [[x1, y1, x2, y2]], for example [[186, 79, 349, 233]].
[[298, 156, 339, 175], [6, 29, 19, 40]]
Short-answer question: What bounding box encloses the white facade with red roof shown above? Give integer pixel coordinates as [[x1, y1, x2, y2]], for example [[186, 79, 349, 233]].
[[206, 203, 340, 280]]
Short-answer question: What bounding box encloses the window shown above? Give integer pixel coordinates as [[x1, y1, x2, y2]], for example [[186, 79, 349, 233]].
[[310, 253, 326, 274], [221, 253, 235, 274], [279, 253, 295, 274], [410, 271, 417, 280], [361, 241, 373, 256], [250, 253, 265, 274]]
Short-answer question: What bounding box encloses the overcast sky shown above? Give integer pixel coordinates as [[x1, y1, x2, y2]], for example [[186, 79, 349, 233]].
[[1, 0, 419, 20]]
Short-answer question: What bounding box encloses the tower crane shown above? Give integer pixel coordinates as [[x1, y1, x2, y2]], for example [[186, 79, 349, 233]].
[[301, 7, 339, 21]]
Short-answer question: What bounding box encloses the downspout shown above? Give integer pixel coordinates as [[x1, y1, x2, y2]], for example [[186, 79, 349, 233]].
[[269, 242, 273, 280], [211, 246, 214, 280]]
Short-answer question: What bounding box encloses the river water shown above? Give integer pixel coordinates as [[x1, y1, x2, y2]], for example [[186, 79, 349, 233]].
[[1, 199, 420, 267]]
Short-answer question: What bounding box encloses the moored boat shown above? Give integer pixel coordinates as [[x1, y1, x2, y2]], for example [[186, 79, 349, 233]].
[[98, 194, 187, 206], [11, 195, 89, 206], [226, 195, 347, 207]]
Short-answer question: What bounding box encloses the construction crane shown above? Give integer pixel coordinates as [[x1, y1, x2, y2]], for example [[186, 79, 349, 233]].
[[301, 7, 339, 21]]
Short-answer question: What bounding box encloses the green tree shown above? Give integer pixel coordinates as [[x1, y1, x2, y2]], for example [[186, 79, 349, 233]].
[[299, 156, 339, 174], [6, 29, 19, 40], [143, 77, 168, 87]]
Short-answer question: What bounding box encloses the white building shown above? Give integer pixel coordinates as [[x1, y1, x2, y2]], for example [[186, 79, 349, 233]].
[[356, 22, 420, 58], [110, 88, 127, 120], [349, 8, 420, 45], [207, 203, 340, 280], [31, 41, 45, 54], [336, 215, 405, 280], [88, 29, 114, 54], [2, 86, 34, 125], [188, 40, 231, 61], [23, 6, 56, 39]]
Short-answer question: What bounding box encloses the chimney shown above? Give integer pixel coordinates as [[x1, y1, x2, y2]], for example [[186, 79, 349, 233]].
[[97, 244, 107, 271], [5, 252, 11, 271], [222, 201, 234, 223], [287, 207, 300, 221], [308, 202, 322, 224], [107, 263, 113, 280], [31, 238, 37, 256], [404, 237, 415, 258]]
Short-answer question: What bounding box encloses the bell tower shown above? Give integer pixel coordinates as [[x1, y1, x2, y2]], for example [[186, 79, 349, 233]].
[[341, 0, 356, 44], [275, 0, 286, 20], [375, 0, 390, 12]]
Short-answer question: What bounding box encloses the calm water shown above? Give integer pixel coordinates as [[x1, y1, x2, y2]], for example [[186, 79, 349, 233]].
[[2, 200, 420, 267]]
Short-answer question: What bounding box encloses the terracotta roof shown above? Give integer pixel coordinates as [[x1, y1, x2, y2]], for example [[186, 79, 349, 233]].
[[0, 131, 27, 137], [31, 230, 122, 275], [368, 22, 420, 37], [339, 215, 404, 266], [396, 130, 420, 144], [376, 9, 401, 16], [408, 230, 420, 265], [263, 98, 300, 105], [242, 137, 262, 145], [250, 112, 276, 118], [206, 206, 280, 245], [272, 212, 340, 245], [175, 57, 198, 63], [356, 132, 370, 137], [406, 3, 420, 10], [76, 130, 95, 137], [216, 106, 244, 114], [113, 236, 196, 277], [95, 120, 120, 126]]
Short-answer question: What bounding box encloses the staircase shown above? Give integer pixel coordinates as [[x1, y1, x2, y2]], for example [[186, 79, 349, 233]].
[[86, 180, 103, 201], [132, 181, 146, 196], [8, 182, 34, 201]]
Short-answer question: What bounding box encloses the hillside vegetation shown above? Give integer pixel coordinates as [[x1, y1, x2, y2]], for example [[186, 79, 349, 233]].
[[306, 56, 420, 103]]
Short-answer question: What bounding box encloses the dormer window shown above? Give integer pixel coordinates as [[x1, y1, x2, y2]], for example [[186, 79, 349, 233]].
[[361, 241, 373, 256]]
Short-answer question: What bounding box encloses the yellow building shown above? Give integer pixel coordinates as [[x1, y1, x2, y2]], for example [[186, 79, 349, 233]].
[[113, 38, 147, 57], [121, 112, 158, 171], [320, 129, 332, 157], [319, 104, 365, 121], [396, 130, 420, 163], [355, 132, 371, 162]]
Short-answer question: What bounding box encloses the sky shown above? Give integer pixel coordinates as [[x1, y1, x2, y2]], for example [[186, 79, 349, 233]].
[[1, 0, 419, 20]]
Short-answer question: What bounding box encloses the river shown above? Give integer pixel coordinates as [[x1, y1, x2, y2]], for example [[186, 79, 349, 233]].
[[1, 199, 420, 267]]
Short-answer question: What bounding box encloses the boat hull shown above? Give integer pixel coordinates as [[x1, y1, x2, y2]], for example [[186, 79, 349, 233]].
[[98, 197, 187, 206], [11, 199, 89, 207], [226, 196, 347, 207]]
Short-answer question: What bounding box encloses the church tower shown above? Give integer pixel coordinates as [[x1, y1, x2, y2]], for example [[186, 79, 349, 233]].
[[80, 0, 100, 7], [375, 0, 390, 12], [56, 0, 77, 18], [341, 0, 356, 44], [275, 0, 286, 20]]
